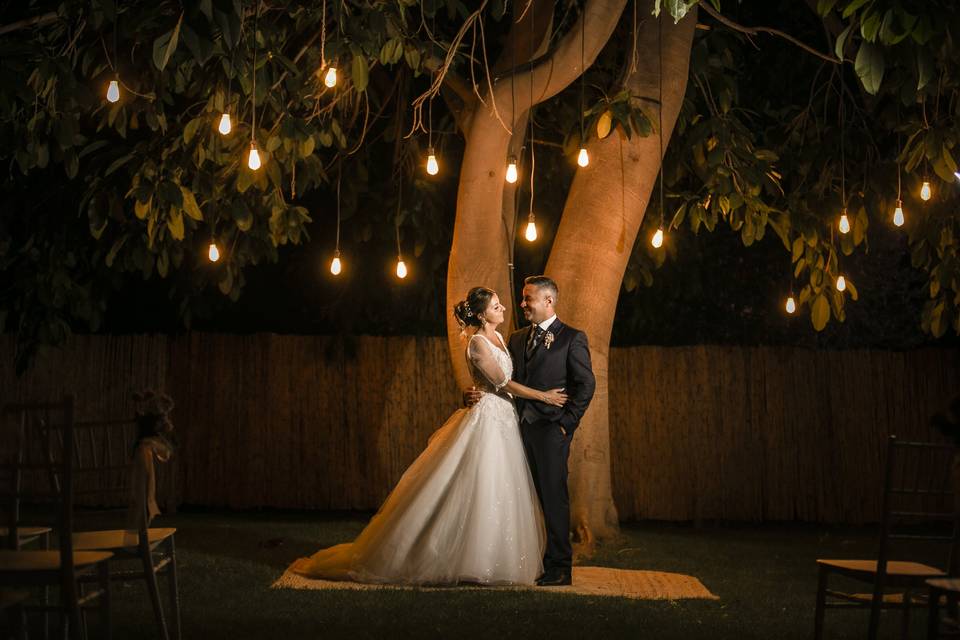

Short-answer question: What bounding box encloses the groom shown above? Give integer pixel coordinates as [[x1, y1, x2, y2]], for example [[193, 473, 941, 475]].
[[466, 275, 596, 586]]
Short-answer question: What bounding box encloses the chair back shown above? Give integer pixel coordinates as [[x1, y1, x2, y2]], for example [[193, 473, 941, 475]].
[[878, 435, 960, 577]]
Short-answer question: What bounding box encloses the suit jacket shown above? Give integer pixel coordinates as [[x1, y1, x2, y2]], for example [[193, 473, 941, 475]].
[[507, 319, 596, 436]]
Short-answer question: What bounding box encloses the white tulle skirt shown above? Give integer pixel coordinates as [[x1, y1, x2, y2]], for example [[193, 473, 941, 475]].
[[290, 393, 546, 585]]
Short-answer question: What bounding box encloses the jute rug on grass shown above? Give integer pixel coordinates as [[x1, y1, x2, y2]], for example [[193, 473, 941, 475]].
[[271, 566, 718, 601]]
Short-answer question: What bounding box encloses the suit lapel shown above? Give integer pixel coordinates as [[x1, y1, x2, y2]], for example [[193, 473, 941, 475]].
[[526, 319, 564, 371]]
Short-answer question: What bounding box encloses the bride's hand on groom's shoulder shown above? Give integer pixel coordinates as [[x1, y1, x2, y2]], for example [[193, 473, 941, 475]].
[[540, 388, 568, 407], [463, 386, 483, 407]]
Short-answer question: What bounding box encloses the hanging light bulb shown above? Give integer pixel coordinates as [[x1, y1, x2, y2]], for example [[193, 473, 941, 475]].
[[577, 147, 589, 168], [524, 216, 538, 242], [954, 171, 960, 182], [785, 296, 796, 314], [247, 140, 262, 170], [208, 242, 220, 262], [836, 275, 846, 291], [324, 66, 337, 88], [920, 181, 932, 201], [893, 199, 904, 227], [838, 208, 850, 234], [426, 148, 439, 176], [106, 79, 120, 103], [505, 156, 518, 184], [218, 113, 232, 135], [651, 227, 664, 249], [330, 250, 342, 275], [396, 257, 408, 279]]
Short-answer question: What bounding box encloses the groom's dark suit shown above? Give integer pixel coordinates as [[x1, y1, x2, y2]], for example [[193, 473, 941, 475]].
[[508, 318, 595, 577]]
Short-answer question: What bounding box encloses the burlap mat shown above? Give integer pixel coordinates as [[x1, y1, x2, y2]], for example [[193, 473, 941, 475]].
[[272, 566, 718, 601]]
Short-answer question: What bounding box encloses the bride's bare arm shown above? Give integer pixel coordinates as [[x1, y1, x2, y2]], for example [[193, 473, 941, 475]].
[[503, 381, 567, 407]]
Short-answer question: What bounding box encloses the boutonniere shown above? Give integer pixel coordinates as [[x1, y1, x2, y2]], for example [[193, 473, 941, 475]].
[[543, 331, 555, 350]]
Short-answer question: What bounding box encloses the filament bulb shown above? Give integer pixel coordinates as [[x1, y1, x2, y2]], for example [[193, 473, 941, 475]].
[[893, 200, 904, 227], [396, 259, 408, 279], [426, 149, 439, 176], [785, 296, 796, 314], [920, 181, 932, 201], [651, 227, 664, 249], [577, 148, 589, 167], [505, 157, 518, 184], [324, 66, 338, 88], [208, 242, 220, 262], [106, 79, 120, 103], [838, 210, 850, 234], [330, 252, 342, 276], [218, 113, 232, 135], [836, 275, 846, 292], [524, 220, 538, 242], [247, 141, 262, 171]]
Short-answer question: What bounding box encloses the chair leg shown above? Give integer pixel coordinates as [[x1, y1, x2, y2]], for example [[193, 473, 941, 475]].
[[142, 547, 170, 640], [99, 561, 112, 640], [165, 537, 181, 640], [901, 588, 915, 640], [868, 579, 885, 640], [814, 565, 828, 640]]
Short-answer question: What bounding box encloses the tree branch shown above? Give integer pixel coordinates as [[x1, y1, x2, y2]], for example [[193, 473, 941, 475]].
[[0, 11, 59, 37], [699, 3, 839, 64]]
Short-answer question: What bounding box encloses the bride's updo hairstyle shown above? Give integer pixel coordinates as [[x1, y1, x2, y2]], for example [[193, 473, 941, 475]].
[[453, 287, 495, 331]]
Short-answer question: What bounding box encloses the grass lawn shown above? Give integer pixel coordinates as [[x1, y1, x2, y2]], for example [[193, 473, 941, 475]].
[[96, 510, 945, 639]]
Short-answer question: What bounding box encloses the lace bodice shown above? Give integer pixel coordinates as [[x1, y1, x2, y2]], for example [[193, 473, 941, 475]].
[[465, 332, 513, 395]]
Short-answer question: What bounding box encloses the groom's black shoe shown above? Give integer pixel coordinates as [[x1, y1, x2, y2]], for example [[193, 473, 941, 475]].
[[536, 571, 572, 587]]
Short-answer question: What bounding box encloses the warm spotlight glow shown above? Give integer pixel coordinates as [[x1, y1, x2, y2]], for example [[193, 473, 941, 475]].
[[330, 252, 342, 275], [324, 66, 337, 88], [218, 113, 232, 135], [396, 259, 408, 279], [208, 243, 220, 262], [506, 157, 518, 184], [921, 181, 932, 201], [838, 210, 850, 234], [426, 149, 439, 176], [524, 220, 538, 242], [577, 147, 589, 167], [785, 296, 796, 314], [651, 227, 664, 248], [893, 200, 904, 227], [247, 141, 262, 170], [836, 275, 846, 291], [106, 79, 120, 103], [955, 171, 960, 182]]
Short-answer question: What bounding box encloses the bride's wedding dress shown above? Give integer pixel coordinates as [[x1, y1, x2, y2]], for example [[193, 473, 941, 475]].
[[290, 332, 545, 585]]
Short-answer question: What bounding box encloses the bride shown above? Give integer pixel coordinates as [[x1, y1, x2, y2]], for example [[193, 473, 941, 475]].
[[290, 287, 566, 585]]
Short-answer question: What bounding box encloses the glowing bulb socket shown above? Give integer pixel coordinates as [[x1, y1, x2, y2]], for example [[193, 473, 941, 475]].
[[324, 66, 338, 88], [218, 113, 232, 135], [577, 147, 589, 167], [505, 157, 518, 184], [247, 140, 262, 171], [651, 228, 664, 249], [106, 79, 120, 103], [426, 148, 439, 176]]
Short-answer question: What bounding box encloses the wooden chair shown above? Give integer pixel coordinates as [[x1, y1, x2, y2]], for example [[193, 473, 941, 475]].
[[814, 436, 960, 640], [69, 417, 180, 640], [0, 397, 113, 640]]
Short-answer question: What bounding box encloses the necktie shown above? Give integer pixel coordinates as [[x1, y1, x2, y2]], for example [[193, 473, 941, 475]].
[[525, 325, 545, 359]]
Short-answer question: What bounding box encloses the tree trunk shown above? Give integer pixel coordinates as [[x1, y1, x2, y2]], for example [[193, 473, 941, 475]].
[[545, 9, 698, 552], [445, 0, 629, 390]]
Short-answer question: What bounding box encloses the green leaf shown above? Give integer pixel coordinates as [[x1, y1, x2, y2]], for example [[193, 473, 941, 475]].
[[860, 11, 881, 42], [351, 55, 369, 92], [846, 278, 859, 301], [299, 136, 315, 158], [854, 42, 884, 94], [842, 0, 872, 19], [917, 50, 933, 90], [811, 294, 830, 331], [152, 12, 184, 71], [817, 0, 839, 16], [835, 24, 852, 60], [180, 187, 203, 221], [105, 235, 127, 267], [166, 209, 184, 240], [183, 117, 201, 145]]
